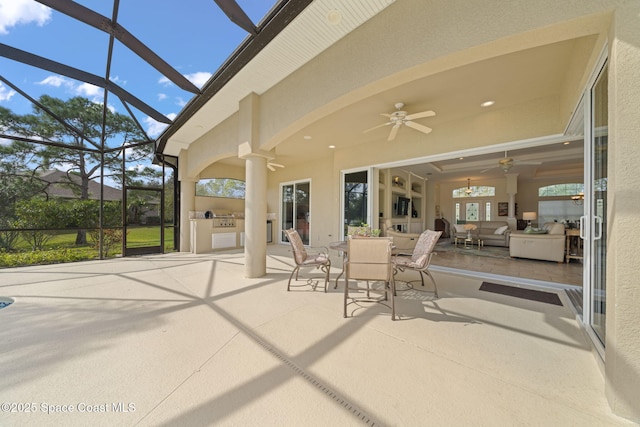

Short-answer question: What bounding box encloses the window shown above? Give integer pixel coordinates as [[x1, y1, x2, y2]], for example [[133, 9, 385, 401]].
[[466, 203, 479, 221], [485, 202, 491, 221], [538, 183, 584, 197], [196, 178, 245, 198], [453, 186, 495, 198]]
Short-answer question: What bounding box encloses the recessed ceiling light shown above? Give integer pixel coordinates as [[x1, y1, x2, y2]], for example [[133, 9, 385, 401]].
[[563, 141, 571, 145], [326, 10, 342, 25], [303, 135, 312, 140], [328, 145, 336, 149], [480, 100, 495, 108], [459, 157, 465, 160]]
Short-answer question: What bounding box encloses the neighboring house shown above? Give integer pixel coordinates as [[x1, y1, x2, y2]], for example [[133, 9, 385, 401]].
[[157, 1, 640, 422], [40, 170, 161, 224], [39, 170, 121, 202]]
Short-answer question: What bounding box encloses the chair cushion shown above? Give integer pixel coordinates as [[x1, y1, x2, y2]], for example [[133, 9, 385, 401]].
[[301, 254, 329, 266], [411, 230, 442, 267], [394, 255, 422, 269], [286, 229, 308, 264]]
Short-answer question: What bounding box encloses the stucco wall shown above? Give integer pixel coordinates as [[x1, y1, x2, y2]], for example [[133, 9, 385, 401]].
[[604, 3, 640, 421]]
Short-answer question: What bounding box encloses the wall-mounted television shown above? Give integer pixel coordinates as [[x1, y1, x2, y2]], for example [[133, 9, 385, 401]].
[[396, 196, 410, 216]]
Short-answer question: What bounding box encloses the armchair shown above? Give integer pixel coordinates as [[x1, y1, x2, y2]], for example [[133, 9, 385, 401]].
[[344, 237, 396, 320], [393, 229, 442, 297], [284, 228, 331, 292], [381, 219, 421, 252]]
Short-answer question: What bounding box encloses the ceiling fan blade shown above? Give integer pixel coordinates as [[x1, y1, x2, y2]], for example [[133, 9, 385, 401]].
[[363, 122, 392, 133], [268, 163, 284, 168], [388, 124, 400, 141], [516, 161, 542, 165], [405, 121, 432, 134], [405, 110, 435, 121], [480, 166, 497, 173], [267, 164, 275, 172]]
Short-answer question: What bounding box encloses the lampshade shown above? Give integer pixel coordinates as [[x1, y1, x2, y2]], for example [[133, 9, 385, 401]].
[[523, 212, 537, 221]]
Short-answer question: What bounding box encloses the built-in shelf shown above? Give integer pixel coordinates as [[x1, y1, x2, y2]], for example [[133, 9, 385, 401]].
[[376, 168, 426, 234]]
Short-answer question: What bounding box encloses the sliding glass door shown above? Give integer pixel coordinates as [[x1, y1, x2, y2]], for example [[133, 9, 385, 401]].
[[281, 181, 311, 245], [585, 63, 608, 346], [342, 170, 369, 238]]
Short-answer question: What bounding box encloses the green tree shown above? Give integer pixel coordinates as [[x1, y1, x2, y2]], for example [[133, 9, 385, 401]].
[[0, 97, 149, 245]]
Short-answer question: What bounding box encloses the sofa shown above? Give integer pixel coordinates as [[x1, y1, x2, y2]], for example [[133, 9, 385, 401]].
[[381, 219, 421, 252], [509, 222, 566, 262], [450, 221, 511, 247]]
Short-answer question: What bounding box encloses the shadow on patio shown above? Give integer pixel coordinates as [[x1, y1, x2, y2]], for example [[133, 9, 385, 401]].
[[0, 247, 628, 426]]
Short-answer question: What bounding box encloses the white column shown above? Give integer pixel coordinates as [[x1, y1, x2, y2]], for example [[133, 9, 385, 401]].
[[179, 178, 196, 252], [505, 173, 519, 229], [244, 154, 268, 278]]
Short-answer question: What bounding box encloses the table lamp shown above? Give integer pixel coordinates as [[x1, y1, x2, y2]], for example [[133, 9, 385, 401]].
[[523, 212, 537, 229]]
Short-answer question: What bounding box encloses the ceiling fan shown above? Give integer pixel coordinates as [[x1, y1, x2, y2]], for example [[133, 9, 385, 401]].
[[364, 102, 435, 141], [267, 161, 284, 172], [481, 151, 542, 173]]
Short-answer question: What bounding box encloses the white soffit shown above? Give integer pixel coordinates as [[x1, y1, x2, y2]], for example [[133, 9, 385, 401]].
[[165, 0, 396, 156]]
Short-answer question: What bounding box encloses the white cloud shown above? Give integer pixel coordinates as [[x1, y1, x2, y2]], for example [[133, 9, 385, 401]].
[[158, 93, 167, 101], [111, 75, 126, 86], [158, 76, 172, 87], [176, 97, 187, 108], [144, 115, 174, 138], [0, 82, 16, 102], [37, 75, 74, 88], [158, 72, 211, 89], [75, 82, 102, 98], [185, 72, 211, 88], [0, 0, 51, 35]]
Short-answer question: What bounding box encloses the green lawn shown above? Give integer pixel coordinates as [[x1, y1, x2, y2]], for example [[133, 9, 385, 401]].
[[1, 226, 175, 268]]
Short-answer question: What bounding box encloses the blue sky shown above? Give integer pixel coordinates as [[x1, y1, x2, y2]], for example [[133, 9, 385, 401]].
[[0, 0, 278, 137]]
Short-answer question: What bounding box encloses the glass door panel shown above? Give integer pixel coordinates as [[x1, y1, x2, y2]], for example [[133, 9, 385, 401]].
[[589, 65, 608, 344], [343, 171, 368, 238], [281, 181, 310, 245], [124, 187, 163, 256]]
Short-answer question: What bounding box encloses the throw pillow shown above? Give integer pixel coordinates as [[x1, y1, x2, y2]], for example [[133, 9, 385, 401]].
[[454, 224, 466, 233], [494, 225, 509, 235]]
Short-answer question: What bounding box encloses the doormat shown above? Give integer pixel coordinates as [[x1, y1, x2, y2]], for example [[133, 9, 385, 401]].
[[479, 282, 563, 306]]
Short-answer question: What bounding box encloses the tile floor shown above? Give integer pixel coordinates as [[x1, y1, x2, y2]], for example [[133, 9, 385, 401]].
[[430, 241, 583, 287], [1, 245, 632, 426]]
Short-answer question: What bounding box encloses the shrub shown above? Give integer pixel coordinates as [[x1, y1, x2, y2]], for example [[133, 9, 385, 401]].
[[0, 248, 96, 268]]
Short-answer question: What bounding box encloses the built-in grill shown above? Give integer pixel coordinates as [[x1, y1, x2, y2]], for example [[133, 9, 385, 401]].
[[211, 211, 235, 228]]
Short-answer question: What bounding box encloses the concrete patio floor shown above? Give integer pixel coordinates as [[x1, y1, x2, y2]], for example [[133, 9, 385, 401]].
[[0, 246, 634, 426]]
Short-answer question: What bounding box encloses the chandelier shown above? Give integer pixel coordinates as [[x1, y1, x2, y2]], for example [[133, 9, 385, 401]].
[[465, 178, 473, 196], [571, 192, 584, 205]]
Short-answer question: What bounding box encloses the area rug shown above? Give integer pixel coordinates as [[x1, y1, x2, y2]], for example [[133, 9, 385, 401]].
[[435, 241, 511, 260], [479, 282, 563, 306]]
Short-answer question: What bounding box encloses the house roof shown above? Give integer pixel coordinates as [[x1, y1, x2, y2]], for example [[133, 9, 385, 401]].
[[39, 170, 121, 202]]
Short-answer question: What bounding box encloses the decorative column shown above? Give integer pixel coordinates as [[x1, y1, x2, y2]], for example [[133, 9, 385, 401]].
[[237, 92, 269, 278], [178, 149, 198, 252], [242, 149, 268, 278], [505, 173, 518, 230]]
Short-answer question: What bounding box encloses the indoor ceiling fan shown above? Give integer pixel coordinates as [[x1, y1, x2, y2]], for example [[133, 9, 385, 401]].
[[481, 151, 542, 173], [364, 102, 435, 141], [267, 161, 284, 172]]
